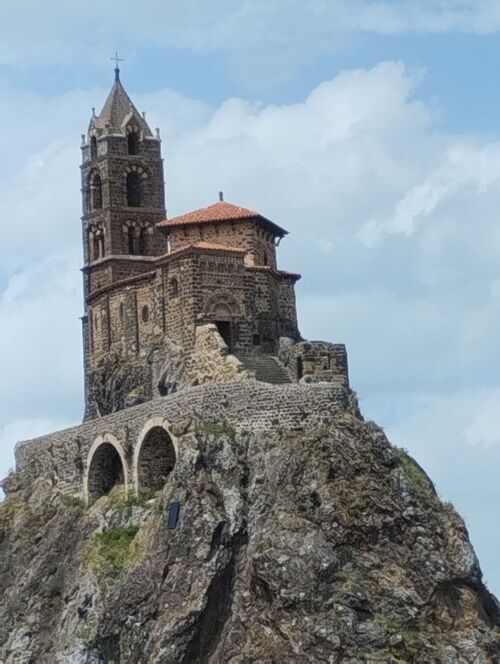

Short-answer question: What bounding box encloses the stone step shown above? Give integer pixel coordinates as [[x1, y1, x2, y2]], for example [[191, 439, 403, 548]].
[[236, 354, 292, 385]]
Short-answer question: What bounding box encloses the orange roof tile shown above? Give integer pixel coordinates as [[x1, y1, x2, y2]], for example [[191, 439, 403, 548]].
[[157, 200, 288, 236], [154, 241, 247, 263]]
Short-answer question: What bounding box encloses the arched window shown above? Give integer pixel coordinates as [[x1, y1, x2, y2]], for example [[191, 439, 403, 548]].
[[141, 305, 149, 323], [169, 278, 179, 297], [92, 234, 100, 261], [90, 135, 97, 161], [136, 427, 176, 495], [138, 229, 146, 255], [119, 302, 124, 324], [91, 174, 102, 210], [127, 172, 142, 207], [128, 131, 139, 155], [128, 226, 136, 254]]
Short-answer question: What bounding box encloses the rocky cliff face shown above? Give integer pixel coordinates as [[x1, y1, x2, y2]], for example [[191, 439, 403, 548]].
[[1, 409, 499, 663]]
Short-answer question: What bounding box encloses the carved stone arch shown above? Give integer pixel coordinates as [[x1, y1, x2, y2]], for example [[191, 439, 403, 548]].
[[205, 291, 241, 319], [122, 220, 147, 255], [126, 121, 141, 155], [84, 433, 129, 503], [133, 418, 178, 496], [123, 165, 150, 208]]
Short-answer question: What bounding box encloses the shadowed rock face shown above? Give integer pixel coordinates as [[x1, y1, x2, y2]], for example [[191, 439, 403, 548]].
[[1, 410, 499, 663]]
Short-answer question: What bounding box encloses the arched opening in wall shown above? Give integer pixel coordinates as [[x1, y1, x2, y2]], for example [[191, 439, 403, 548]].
[[91, 174, 102, 210], [128, 226, 136, 254], [141, 305, 149, 323], [127, 172, 142, 207], [90, 135, 97, 161], [128, 131, 140, 155], [87, 442, 125, 499], [92, 234, 100, 261], [169, 278, 179, 297], [138, 228, 146, 255], [136, 427, 176, 496]]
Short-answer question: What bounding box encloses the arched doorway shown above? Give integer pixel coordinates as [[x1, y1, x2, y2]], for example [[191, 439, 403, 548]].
[[86, 441, 126, 500], [136, 426, 176, 496]]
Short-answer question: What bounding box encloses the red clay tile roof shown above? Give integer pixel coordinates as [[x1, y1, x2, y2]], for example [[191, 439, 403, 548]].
[[157, 201, 288, 237], [154, 241, 247, 262]]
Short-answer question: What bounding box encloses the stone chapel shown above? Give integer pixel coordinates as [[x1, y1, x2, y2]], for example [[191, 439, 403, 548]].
[[80, 66, 348, 420]]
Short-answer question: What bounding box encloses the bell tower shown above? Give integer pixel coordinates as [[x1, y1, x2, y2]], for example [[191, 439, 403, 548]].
[[80, 64, 166, 276], [80, 64, 167, 420]]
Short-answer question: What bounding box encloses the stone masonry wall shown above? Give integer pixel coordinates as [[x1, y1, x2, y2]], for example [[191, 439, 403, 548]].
[[167, 220, 278, 268], [279, 337, 349, 386], [185, 324, 250, 386], [15, 382, 350, 496]]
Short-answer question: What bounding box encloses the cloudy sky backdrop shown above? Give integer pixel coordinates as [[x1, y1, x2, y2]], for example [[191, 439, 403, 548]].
[[1, 0, 500, 593]]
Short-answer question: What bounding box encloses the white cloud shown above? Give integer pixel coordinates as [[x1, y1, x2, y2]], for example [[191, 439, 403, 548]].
[[2, 1, 500, 85]]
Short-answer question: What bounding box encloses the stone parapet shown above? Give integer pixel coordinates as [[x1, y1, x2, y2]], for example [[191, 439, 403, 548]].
[[15, 381, 351, 497]]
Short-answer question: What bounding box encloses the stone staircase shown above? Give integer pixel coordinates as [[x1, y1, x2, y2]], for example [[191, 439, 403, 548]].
[[236, 353, 293, 385]]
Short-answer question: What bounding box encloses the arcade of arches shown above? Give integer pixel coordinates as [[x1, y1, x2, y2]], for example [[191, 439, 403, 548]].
[[85, 426, 176, 500]]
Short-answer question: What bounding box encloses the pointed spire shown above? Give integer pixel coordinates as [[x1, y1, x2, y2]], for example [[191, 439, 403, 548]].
[[91, 64, 153, 138]]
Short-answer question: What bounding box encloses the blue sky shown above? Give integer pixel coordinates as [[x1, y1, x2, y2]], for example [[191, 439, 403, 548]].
[[1, 0, 500, 594]]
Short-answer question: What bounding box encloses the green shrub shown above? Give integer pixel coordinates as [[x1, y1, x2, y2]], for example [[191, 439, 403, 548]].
[[114, 493, 149, 511], [195, 420, 236, 439], [87, 525, 140, 577]]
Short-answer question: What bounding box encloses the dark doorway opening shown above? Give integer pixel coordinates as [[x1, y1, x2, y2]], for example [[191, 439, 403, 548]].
[[215, 321, 232, 350]]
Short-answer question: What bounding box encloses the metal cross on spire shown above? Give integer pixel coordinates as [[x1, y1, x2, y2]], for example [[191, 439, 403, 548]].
[[111, 51, 124, 81]]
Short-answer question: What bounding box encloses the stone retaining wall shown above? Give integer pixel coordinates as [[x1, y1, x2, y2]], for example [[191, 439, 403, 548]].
[[15, 382, 350, 498]]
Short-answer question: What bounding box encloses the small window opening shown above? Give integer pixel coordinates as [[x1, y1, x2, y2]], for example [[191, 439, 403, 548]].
[[91, 174, 102, 210], [128, 227, 136, 254], [128, 131, 140, 155], [169, 278, 179, 297], [92, 235, 100, 261], [119, 302, 124, 323], [90, 136, 97, 161], [127, 172, 142, 207], [142, 305, 149, 323], [138, 229, 146, 255]]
